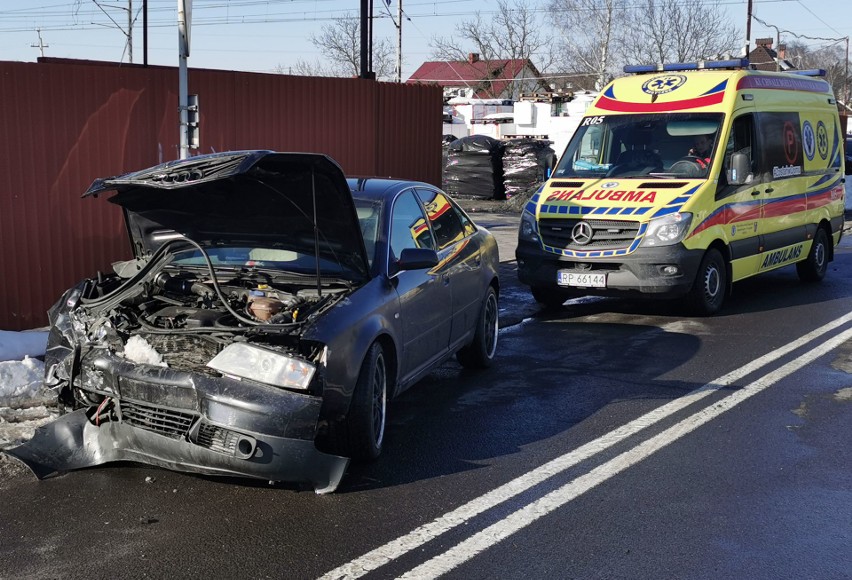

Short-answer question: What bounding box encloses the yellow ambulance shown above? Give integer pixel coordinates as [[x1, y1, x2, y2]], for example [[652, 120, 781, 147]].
[[516, 59, 847, 314]]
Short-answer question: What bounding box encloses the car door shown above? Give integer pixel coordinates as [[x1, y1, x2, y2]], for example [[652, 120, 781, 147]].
[[389, 189, 453, 379], [415, 188, 482, 350]]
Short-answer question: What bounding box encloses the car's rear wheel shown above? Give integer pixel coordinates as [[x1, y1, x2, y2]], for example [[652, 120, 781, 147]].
[[457, 286, 498, 369], [531, 286, 567, 309], [686, 248, 726, 316], [796, 227, 829, 282], [347, 342, 387, 461]]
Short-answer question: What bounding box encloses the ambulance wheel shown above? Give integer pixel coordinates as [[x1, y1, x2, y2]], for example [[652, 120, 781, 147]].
[[687, 248, 726, 316], [797, 227, 829, 282], [531, 286, 567, 309]]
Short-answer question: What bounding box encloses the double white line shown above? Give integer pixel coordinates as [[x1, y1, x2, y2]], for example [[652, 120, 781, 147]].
[[321, 312, 852, 579]]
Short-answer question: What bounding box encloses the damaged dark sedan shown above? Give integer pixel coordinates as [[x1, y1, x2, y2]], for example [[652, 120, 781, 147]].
[[6, 151, 500, 493]]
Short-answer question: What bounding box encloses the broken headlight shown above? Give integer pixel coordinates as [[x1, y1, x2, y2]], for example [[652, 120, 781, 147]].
[[206, 343, 315, 390]]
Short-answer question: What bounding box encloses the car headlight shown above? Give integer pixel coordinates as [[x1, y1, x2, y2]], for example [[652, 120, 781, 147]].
[[519, 209, 540, 243], [639, 212, 693, 247], [207, 343, 316, 390]]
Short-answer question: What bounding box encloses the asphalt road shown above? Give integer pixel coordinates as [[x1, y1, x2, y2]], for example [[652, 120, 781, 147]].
[[1, 207, 851, 579]]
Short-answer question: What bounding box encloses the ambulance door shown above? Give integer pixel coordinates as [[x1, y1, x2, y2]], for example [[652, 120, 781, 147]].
[[717, 111, 764, 281], [753, 111, 809, 271]]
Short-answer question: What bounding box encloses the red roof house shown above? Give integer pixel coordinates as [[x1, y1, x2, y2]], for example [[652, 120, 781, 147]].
[[407, 53, 545, 100]]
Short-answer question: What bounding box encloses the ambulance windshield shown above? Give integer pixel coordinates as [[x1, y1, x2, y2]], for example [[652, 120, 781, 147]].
[[553, 113, 724, 180]]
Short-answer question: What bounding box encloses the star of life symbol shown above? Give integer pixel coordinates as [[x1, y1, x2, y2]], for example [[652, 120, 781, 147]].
[[802, 121, 815, 161], [816, 121, 829, 160], [641, 75, 687, 95]]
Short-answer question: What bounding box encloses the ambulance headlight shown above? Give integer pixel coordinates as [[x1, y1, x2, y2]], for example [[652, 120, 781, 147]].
[[640, 212, 693, 247], [519, 210, 540, 243]]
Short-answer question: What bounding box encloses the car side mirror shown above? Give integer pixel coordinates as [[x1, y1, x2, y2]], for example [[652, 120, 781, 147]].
[[726, 152, 752, 186], [397, 248, 439, 271]]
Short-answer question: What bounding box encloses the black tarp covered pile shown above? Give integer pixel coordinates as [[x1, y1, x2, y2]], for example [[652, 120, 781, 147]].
[[442, 135, 506, 200], [502, 138, 557, 198]]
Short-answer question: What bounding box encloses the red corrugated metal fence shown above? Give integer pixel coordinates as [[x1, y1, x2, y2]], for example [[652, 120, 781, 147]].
[[0, 59, 442, 330]]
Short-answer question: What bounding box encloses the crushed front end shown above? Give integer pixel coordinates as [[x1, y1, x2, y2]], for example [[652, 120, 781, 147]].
[[5, 151, 372, 494], [7, 260, 351, 493]]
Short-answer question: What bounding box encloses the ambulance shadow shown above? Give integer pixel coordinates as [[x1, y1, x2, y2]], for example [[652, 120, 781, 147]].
[[717, 263, 852, 315], [340, 321, 708, 493]]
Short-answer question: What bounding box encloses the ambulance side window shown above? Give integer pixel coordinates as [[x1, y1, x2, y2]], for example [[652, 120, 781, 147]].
[[719, 114, 758, 198]]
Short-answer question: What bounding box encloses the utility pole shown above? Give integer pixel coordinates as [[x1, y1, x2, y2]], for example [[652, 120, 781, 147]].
[[143, 0, 148, 65], [31, 28, 49, 58], [178, 0, 191, 159], [396, 0, 402, 83], [745, 0, 753, 58], [127, 0, 133, 63]]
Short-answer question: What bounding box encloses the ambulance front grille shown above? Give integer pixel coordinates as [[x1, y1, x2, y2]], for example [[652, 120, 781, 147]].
[[539, 218, 641, 251]]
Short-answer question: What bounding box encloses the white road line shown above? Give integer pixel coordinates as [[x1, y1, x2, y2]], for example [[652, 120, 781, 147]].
[[319, 313, 852, 580], [401, 325, 852, 578]]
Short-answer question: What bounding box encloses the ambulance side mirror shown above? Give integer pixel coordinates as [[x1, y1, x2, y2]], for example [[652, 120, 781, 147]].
[[727, 153, 752, 185]]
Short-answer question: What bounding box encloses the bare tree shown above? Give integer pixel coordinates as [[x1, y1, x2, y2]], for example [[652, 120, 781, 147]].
[[547, 0, 626, 91], [785, 41, 850, 103], [620, 0, 741, 64], [430, 0, 554, 98], [280, 15, 396, 80]]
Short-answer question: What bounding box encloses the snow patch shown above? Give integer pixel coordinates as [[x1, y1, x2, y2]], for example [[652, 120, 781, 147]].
[[0, 357, 50, 408], [123, 335, 168, 367]]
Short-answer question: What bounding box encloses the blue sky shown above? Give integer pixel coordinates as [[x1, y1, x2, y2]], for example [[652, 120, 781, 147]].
[[0, 0, 849, 80]]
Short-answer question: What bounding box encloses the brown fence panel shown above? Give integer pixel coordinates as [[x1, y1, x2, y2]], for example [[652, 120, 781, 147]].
[[0, 59, 441, 330]]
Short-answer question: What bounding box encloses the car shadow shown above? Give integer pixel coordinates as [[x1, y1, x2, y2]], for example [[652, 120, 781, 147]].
[[339, 320, 708, 493]]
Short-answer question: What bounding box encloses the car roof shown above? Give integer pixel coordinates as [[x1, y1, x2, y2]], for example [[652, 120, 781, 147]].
[[347, 177, 436, 199]]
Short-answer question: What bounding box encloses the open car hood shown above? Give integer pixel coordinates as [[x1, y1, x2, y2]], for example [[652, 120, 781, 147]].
[[85, 151, 370, 281]]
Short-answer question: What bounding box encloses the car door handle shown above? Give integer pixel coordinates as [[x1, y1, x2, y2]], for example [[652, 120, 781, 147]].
[[751, 189, 760, 196], [765, 187, 774, 194]]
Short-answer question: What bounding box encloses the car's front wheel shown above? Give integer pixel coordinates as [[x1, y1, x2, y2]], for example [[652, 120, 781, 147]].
[[347, 342, 387, 461], [457, 286, 498, 369]]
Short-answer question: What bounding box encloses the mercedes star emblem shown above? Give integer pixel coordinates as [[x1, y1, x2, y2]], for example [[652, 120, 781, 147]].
[[571, 221, 594, 245]]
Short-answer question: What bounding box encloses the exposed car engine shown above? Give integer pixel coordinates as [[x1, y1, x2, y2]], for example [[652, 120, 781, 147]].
[[47, 245, 351, 415]]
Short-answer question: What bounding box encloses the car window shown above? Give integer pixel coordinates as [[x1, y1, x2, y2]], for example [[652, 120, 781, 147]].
[[390, 190, 434, 262], [354, 198, 381, 268], [415, 189, 471, 250]]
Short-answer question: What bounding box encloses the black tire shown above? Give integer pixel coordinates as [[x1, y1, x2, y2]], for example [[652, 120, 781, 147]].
[[346, 342, 387, 461], [686, 248, 726, 316], [457, 286, 499, 369], [531, 286, 567, 309], [797, 227, 829, 282]]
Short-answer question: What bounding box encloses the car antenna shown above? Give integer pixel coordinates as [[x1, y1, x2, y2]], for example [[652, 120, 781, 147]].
[[311, 165, 322, 298]]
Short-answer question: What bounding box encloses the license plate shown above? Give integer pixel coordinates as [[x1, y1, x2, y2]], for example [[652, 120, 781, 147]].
[[557, 270, 606, 288]]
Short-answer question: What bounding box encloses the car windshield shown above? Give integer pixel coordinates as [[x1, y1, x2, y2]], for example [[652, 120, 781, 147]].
[[553, 113, 724, 180], [170, 245, 354, 276]]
